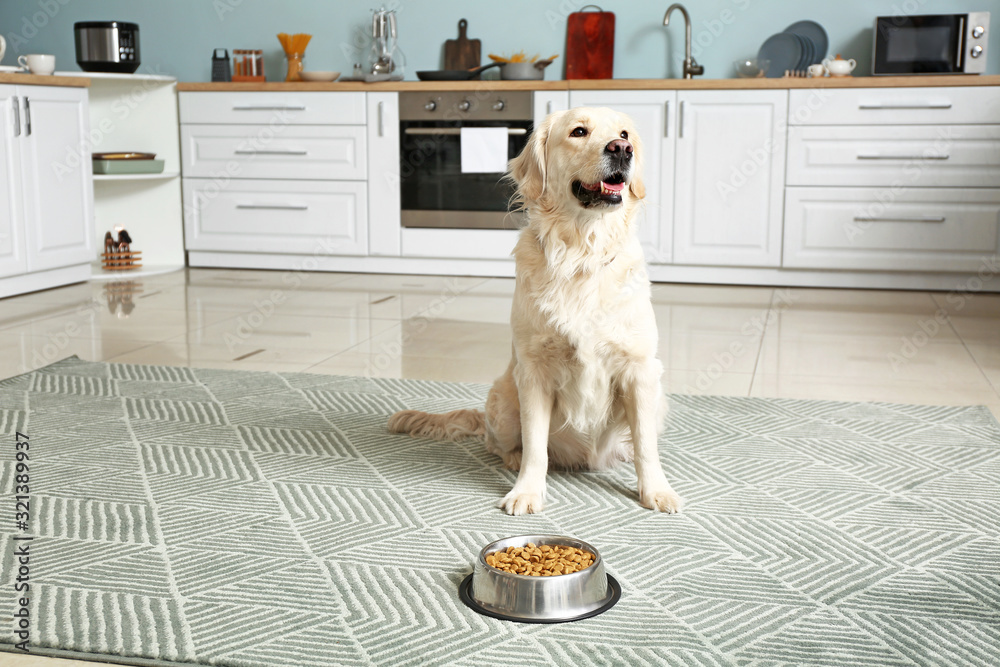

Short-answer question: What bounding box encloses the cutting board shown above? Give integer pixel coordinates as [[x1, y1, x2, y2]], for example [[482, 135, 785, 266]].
[[565, 7, 615, 79], [444, 19, 481, 70]]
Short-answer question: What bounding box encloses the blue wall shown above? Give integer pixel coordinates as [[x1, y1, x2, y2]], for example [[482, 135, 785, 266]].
[[1, 0, 996, 81]]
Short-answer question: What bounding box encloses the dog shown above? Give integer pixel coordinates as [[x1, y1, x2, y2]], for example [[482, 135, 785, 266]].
[[388, 107, 683, 516]]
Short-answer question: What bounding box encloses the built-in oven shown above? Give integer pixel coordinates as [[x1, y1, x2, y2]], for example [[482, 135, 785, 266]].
[[399, 91, 533, 229], [872, 12, 989, 75]]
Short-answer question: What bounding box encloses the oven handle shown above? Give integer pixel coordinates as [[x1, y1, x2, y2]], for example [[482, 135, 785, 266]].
[[403, 127, 528, 136]]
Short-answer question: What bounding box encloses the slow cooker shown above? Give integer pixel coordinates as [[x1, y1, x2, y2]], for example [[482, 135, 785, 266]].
[[74, 21, 140, 74]]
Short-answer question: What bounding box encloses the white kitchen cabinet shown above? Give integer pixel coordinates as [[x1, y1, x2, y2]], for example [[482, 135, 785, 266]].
[[367, 92, 401, 256], [533, 90, 569, 121], [672, 90, 787, 267], [568, 90, 676, 264], [0, 86, 26, 279], [18, 86, 93, 272], [0, 83, 92, 297]]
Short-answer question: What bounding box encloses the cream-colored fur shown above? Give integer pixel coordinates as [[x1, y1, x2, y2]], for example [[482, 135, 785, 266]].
[[388, 107, 683, 516]]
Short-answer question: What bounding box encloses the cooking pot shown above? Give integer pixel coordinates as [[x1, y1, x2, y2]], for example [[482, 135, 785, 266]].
[[75, 21, 140, 74]]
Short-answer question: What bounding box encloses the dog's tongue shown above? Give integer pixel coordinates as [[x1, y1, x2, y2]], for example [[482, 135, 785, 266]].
[[582, 180, 625, 193]]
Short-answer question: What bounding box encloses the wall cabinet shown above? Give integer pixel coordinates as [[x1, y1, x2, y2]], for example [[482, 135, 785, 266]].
[[0, 84, 93, 296], [673, 90, 787, 267]]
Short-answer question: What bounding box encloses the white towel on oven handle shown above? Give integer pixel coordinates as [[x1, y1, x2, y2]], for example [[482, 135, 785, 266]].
[[460, 127, 509, 174]]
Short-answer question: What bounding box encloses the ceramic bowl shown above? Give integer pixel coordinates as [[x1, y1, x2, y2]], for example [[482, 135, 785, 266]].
[[459, 534, 620, 623], [300, 70, 340, 82]]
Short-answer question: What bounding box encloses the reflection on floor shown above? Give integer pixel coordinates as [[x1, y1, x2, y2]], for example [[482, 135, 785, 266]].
[[1, 268, 999, 421]]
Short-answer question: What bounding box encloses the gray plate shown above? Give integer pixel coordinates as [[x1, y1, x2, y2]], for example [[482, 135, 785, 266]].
[[758, 32, 802, 78], [785, 20, 828, 65]]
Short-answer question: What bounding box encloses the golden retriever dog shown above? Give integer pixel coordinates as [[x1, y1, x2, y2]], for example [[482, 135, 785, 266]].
[[388, 107, 683, 516]]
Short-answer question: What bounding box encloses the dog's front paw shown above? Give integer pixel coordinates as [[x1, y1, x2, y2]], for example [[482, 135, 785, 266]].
[[640, 485, 684, 514], [499, 490, 544, 515]]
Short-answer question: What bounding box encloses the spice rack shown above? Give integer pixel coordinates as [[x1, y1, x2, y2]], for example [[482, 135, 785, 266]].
[[232, 49, 265, 82]]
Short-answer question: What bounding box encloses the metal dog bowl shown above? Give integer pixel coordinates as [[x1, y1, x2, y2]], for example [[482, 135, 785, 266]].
[[459, 534, 620, 623]]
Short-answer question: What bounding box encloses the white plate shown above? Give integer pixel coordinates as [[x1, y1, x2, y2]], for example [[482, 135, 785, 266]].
[[300, 71, 340, 82], [0, 65, 26, 73]]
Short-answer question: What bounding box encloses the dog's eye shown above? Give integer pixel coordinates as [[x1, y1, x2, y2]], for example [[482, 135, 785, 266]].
[[570, 127, 588, 138], [620, 130, 628, 139]]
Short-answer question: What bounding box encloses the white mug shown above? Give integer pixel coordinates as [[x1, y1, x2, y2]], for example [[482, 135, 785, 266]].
[[807, 63, 826, 78], [18, 54, 56, 75], [0, 36, 6, 65]]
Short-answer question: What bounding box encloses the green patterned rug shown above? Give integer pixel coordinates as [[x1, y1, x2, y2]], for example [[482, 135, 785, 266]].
[[1, 357, 999, 666]]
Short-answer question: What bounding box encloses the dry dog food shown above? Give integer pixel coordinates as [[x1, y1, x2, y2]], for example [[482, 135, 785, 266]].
[[485, 543, 595, 576]]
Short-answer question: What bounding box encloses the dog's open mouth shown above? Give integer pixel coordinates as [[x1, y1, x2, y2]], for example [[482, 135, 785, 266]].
[[572, 173, 626, 207]]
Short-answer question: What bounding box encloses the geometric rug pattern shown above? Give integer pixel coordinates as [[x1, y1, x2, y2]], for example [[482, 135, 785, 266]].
[[1, 357, 998, 666]]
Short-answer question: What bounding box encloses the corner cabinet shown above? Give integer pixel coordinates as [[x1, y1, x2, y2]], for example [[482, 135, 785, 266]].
[[0, 84, 93, 296], [672, 90, 787, 267]]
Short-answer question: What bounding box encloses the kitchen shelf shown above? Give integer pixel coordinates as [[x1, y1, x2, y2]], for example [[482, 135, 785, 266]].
[[93, 171, 180, 181], [54, 70, 177, 83]]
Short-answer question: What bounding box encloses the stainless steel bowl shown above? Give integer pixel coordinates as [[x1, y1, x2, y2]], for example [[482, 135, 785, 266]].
[[459, 534, 620, 623]]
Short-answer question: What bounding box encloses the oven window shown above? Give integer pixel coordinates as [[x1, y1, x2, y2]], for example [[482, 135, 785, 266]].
[[399, 121, 531, 213]]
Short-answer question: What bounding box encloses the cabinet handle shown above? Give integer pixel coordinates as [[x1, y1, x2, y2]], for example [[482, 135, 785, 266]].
[[403, 127, 527, 136], [546, 100, 553, 115], [857, 154, 950, 160], [853, 215, 946, 223], [12, 96, 20, 137], [233, 149, 308, 155], [236, 203, 309, 211], [232, 105, 307, 111], [678, 101, 685, 138], [377, 100, 385, 137], [23, 97, 31, 136], [858, 103, 952, 110], [664, 101, 670, 138]]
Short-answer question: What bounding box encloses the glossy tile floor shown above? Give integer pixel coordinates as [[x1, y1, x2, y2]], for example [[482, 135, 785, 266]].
[[2, 268, 999, 422], [2, 268, 1000, 667]]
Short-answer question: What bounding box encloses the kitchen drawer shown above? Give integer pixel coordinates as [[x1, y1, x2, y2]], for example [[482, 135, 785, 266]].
[[179, 92, 365, 125], [788, 86, 1000, 125], [787, 125, 1000, 187], [182, 178, 368, 255], [181, 124, 366, 180], [783, 187, 1000, 272]]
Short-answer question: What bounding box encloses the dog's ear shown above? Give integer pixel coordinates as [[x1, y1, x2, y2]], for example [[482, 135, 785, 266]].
[[510, 112, 556, 203], [628, 127, 646, 200]]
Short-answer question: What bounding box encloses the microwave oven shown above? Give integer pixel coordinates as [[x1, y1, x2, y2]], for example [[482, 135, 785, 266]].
[[872, 12, 989, 75]]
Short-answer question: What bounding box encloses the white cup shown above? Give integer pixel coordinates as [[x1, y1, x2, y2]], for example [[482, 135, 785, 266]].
[[0, 36, 7, 65], [807, 63, 825, 78], [18, 54, 56, 75]]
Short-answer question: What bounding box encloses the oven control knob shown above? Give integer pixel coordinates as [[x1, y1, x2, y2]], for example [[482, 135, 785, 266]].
[[971, 45, 984, 58], [492, 100, 505, 111], [424, 101, 437, 111], [972, 26, 985, 39], [458, 99, 472, 111]]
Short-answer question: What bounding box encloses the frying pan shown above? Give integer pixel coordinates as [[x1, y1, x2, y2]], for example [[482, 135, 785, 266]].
[[416, 62, 502, 81]]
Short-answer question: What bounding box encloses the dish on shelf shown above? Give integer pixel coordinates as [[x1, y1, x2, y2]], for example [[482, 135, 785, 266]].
[[92, 152, 156, 160], [757, 32, 802, 78], [93, 158, 165, 175], [299, 70, 340, 82], [784, 20, 828, 65]]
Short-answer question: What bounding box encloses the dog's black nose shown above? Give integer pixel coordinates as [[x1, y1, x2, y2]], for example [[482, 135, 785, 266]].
[[605, 139, 633, 158]]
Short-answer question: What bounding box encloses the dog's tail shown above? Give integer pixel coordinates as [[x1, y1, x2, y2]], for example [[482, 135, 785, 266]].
[[387, 409, 486, 441]]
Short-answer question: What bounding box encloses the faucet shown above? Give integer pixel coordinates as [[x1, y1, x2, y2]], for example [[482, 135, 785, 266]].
[[663, 4, 704, 79]]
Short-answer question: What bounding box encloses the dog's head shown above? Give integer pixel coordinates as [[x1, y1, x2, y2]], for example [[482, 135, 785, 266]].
[[509, 107, 645, 213]]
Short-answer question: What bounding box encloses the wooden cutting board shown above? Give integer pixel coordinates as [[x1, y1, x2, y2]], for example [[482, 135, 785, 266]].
[[565, 7, 615, 79], [444, 19, 481, 70]]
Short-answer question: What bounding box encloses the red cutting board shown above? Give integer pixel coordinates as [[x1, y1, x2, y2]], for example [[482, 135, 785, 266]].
[[565, 8, 615, 79]]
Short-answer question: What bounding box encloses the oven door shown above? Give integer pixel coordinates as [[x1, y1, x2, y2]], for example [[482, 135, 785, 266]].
[[399, 121, 531, 229], [873, 14, 965, 75]]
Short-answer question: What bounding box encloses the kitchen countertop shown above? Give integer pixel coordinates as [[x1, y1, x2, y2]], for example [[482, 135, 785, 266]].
[[0, 72, 89, 87], [177, 74, 1000, 92]]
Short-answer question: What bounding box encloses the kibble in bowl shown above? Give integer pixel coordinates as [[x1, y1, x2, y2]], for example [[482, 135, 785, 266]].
[[460, 534, 620, 623]]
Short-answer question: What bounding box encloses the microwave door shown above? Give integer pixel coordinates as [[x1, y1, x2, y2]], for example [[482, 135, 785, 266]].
[[874, 15, 964, 74]]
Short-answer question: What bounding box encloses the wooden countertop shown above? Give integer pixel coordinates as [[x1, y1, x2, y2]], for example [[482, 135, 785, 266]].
[[177, 74, 1000, 92], [0, 72, 89, 87]]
